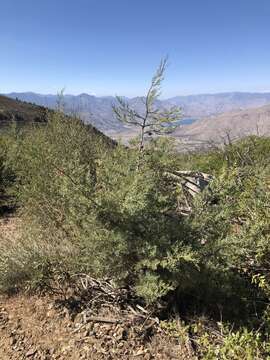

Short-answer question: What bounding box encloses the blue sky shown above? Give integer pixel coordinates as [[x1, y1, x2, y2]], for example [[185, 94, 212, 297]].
[[1, 0, 270, 97]]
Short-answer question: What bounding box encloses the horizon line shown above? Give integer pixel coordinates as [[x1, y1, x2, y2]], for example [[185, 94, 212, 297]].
[[3, 90, 270, 100]]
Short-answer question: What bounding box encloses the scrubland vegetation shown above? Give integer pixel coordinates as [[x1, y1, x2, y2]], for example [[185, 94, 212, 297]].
[[0, 107, 269, 358]]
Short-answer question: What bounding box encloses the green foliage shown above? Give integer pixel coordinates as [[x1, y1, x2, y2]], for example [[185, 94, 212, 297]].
[[1, 110, 270, 357], [160, 319, 191, 348], [185, 139, 270, 320], [161, 319, 270, 359], [0, 103, 270, 360], [197, 325, 270, 360], [0, 132, 16, 213], [0, 112, 199, 300], [83, 137, 200, 299], [113, 58, 181, 151]]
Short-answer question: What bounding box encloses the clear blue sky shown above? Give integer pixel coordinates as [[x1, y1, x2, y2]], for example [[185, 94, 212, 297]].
[[1, 0, 270, 97]]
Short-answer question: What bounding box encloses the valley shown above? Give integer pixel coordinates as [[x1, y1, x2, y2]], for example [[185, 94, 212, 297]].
[[5, 92, 270, 148]]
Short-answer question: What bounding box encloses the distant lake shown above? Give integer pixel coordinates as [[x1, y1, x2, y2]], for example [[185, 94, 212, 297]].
[[177, 118, 197, 125]]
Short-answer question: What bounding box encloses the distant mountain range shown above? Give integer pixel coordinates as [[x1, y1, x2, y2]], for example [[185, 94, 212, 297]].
[[167, 92, 270, 117], [3, 91, 270, 150], [6, 92, 122, 132], [6, 91, 270, 134]]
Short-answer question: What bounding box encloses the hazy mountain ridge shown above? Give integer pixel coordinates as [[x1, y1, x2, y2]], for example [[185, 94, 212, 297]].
[[6, 91, 270, 133], [6, 92, 122, 132], [166, 92, 270, 117]]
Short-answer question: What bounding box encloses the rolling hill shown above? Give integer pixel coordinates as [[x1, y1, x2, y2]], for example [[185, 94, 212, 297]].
[[0, 95, 48, 126], [174, 103, 270, 146]]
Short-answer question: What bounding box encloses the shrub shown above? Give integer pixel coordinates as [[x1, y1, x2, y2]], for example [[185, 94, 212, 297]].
[[197, 326, 270, 359], [0, 109, 269, 359], [1, 109, 270, 326], [0, 112, 199, 300], [0, 132, 16, 213], [180, 138, 270, 323]]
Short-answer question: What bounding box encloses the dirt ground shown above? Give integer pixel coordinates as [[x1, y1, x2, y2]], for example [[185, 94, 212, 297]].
[[0, 293, 197, 360], [0, 216, 194, 360]]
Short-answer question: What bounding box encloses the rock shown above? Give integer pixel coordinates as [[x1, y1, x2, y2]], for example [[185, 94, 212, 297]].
[[10, 337, 17, 346], [82, 329, 90, 337], [26, 348, 37, 357], [114, 326, 127, 341]]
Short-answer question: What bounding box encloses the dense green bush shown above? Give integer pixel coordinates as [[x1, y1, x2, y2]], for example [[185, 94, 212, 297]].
[[0, 113, 270, 356], [0, 112, 108, 292], [0, 113, 199, 299], [184, 138, 270, 320], [0, 112, 269, 340]]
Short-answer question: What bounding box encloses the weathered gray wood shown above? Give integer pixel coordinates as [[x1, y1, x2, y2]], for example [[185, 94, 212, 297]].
[[165, 170, 213, 214]]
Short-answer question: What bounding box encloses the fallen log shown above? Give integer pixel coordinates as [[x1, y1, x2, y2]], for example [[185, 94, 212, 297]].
[[164, 170, 213, 215]]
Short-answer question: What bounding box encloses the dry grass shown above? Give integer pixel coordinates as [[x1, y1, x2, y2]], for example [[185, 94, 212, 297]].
[[0, 215, 20, 243]]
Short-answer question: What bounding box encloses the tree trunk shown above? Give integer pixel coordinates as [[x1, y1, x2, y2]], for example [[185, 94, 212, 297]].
[[139, 127, 145, 152]]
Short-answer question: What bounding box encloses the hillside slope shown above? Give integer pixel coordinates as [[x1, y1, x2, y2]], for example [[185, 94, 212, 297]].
[[175, 103, 270, 144], [0, 95, 47, 126], [0, 95, 115, 146], [6, 92, 124, 132], [167, 91, 270, 118]]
